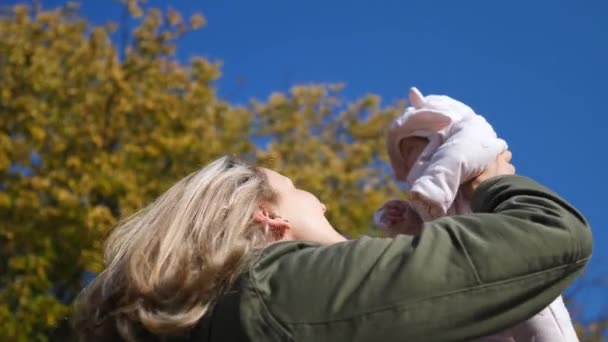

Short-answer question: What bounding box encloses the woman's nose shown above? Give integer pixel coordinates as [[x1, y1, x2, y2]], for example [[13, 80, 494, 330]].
[[321, 204, 327, 213]]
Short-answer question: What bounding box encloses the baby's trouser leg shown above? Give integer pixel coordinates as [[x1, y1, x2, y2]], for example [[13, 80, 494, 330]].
[[510, 295, 579, 342], [475, 296, 577, 341]]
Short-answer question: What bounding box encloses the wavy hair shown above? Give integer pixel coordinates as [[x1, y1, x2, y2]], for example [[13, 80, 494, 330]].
[[73, 156, 277, 340]]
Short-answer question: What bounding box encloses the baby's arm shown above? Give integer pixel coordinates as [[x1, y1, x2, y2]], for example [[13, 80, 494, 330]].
[[411, 116, 506, 220]]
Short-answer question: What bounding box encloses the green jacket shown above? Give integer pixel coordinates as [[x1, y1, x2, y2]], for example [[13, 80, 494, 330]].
[[194, 176, 592, 341]]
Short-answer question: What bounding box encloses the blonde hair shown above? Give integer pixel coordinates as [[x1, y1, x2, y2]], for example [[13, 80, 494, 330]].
[[73, 156, 277, 341]]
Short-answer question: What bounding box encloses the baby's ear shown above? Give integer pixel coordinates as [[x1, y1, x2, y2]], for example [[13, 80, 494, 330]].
[[405, 110, 452, 133], [409, 87, 426, 108]]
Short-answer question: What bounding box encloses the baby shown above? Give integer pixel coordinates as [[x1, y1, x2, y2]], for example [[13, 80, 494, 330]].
[[375, 87, 505, 236], [375, 87, 579, 341]]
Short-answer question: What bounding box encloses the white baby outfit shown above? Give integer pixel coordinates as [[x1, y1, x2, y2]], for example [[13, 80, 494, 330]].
[[380, 87, 579, 342]]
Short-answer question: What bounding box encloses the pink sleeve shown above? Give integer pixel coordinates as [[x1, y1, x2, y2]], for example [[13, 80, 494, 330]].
[[410, 116, 507, 220]]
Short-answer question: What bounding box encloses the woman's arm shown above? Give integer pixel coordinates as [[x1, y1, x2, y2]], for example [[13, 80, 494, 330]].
[[242, 175, 592, 342]]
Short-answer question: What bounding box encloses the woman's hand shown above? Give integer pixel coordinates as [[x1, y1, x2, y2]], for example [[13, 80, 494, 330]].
[[463, 150, 516, 199]]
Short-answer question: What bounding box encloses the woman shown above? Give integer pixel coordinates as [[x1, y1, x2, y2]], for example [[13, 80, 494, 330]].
[[73, 152, 592, 341]]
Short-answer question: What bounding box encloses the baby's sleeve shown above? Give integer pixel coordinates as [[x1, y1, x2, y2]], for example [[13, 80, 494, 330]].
[[410, 115, 507, 220]]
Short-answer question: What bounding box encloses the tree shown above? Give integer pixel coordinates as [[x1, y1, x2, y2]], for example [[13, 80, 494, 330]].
[[0, 2, 403, 340], [570, 273, 608, 341], [575, 322, 608, 342]]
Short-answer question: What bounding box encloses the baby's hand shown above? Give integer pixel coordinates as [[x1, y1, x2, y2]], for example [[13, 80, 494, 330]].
[[374, 199, 424, 236]]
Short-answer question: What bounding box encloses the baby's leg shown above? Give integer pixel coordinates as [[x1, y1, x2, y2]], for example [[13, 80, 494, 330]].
[[510, 296, 579, 342]]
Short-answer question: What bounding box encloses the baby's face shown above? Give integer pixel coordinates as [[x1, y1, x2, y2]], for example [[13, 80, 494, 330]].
[[399, 136, 429, 177]]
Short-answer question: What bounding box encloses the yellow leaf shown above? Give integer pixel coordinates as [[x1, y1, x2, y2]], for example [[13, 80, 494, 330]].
[[91, 134, 103, 147], [190, 14, 205, 29], [66, 156, 81, 169], [167, 8, 182, 26], [0, 192, 12, 208], [0, 152, 9, 172], [29, 126, 46, 141]]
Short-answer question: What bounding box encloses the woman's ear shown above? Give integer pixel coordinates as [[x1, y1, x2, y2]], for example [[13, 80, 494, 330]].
[[253, 207, 291, 240]]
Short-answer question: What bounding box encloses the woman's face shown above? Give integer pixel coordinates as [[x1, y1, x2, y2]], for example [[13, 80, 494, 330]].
[[263, 168, 347, 245]]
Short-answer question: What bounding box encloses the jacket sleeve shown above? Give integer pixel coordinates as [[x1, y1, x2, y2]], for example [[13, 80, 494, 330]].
[[244, 175, 592, 342]]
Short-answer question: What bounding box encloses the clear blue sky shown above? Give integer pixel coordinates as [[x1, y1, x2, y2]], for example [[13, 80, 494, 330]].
[[32, 0, 608, 321]]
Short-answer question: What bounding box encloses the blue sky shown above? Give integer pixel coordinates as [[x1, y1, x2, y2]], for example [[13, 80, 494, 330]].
[[27, 0, 608, 321]]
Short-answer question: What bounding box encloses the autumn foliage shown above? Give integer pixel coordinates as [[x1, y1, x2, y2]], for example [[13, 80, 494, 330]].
[[0, 2, 404, 339]]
